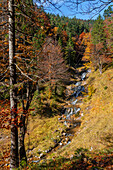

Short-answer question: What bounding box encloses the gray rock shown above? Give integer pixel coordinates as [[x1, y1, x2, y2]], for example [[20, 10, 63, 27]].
[[81, 72, 87, 80], [67, 141, 71, 145], [75, 81, 81, 86], [58, 117, 62, 120], [64, 121, 67, 126], [38, 153, 43, 159], [71, 99, 78, 105], [32, 160, 40, 163], [76, 108, 81, 113], [62, 133, 66, 136], [87, 69, 91, 73], [70, 155, 74, 159]]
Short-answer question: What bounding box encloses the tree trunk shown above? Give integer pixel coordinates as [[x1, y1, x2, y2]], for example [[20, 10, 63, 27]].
[[19, 82, 30, 163], [99, 57, 102, 74], [9, 0, 19, 169], [19, 110, 27, 163], [99, 63, 102, 74], [19, 81, 37, 163]]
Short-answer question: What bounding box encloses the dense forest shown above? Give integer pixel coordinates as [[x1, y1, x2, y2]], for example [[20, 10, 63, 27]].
[[0, 0, 113, 169]]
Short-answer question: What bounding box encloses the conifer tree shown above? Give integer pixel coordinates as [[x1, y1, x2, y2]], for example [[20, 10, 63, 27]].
[[103, 5, 113, 18], [91, 15, 106, 73], [65, 33, 76, 66], [91, 15, 106, 45]]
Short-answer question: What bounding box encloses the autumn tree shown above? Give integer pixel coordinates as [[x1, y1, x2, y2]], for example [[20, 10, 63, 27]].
[[0, 1, 9, 101], [37, 37, 69, 89], [91, 15, 107, 73], [82, 14, 113, 72], [75, 31, 86, 66], [82, 32, 93, 69], [14, 1, 50, 163], [0, 0, 51, 168], [35, 37, 70, 113], [7, 0, 19, 168], [104, 15, 113, 57]]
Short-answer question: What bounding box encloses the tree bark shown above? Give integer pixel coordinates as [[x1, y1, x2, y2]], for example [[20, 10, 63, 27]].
[[19, 81, 36, 163], [19, 82, 30, 163], [9, 0, 19, 169], [99, 63, 102, 74], [19, 110, 27, 163]]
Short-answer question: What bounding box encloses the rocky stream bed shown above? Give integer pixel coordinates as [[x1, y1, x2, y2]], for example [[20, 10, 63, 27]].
[[30, 69, 90, 163]]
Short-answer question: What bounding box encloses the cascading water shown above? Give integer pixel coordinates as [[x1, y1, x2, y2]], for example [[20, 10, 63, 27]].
[[31, 69, 89, 163], [63, 70, 87, 121]]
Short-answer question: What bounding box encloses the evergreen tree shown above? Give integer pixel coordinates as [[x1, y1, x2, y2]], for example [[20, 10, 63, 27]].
[[91, 15, 107, 73], [65, 33, 76, 66], [103, 5, 113, 18], [91, 15, 106, 45]]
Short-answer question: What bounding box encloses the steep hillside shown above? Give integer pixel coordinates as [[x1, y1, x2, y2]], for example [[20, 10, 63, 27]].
[[75, 67, 113, 152], [53, 67, 113, 157], [25, 67, 113, 169], [24, 67, 113, 165]]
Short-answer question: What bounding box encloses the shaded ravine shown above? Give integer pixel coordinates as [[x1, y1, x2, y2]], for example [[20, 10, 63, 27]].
[[30, 69, 90, 163]]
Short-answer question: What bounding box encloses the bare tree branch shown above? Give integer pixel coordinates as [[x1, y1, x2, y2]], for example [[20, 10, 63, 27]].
[[15, 64, 36, 82]]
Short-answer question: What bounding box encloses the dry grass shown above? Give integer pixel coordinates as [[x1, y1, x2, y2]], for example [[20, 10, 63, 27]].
[[49, 68, 113, 157], [25, 114, 67, 158], [0, 113, 67, 167]]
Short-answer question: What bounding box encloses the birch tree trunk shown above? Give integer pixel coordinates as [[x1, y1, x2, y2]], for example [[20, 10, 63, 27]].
[[9, 0, 19, 169]]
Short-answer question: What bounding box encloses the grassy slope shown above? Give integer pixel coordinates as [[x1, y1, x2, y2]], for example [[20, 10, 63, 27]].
[[27, 67, 113, 169], [0, 114, 68, 168], [53, 67, 113, 158], [25, 114, 67, 159], [26, 67, 113, 160], [75, 67, 113, 151]]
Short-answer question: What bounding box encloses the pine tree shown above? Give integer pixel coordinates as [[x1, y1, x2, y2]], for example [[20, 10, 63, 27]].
[[91, 15, 106, 73], [91, 15, 106, 45], [65, 33, 76, 66], [103, 5, 113, 18]]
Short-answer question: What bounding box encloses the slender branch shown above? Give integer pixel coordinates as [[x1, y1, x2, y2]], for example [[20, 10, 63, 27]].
[[15, 28, 33, 37], [28, 74, 46, 82], [0, 67, 9, 77], [15, 64, 36, 82], [0, 22, 8, 26]]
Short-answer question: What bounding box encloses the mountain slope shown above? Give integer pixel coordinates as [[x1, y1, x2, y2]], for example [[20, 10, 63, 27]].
[[54, 67, 113, 158]]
